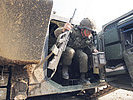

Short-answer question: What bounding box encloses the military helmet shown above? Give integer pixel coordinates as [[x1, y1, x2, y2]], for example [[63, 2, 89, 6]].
[[80, 18, 95, 29]]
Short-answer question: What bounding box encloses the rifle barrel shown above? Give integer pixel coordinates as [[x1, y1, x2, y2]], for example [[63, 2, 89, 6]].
[[69, 8, 77, 23]]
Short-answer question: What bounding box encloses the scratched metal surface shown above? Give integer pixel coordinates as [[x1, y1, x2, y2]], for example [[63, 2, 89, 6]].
[[0, 0, 53, 61]]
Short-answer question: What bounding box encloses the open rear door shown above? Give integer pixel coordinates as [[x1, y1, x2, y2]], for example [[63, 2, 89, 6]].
[[102, 10, 133, 90], [119, 15, 133, 87]]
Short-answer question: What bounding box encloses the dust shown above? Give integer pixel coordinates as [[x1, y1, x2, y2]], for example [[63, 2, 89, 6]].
[[0, 0, 53, 62], [0, 56, 39, 66], [99, 89, 133, 100]]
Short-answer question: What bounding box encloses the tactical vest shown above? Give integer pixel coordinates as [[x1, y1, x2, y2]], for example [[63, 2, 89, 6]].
[[68, 26, 95, 51]]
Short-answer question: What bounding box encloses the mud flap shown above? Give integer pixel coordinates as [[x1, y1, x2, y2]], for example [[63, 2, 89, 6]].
[[123, 48, 133, 87]]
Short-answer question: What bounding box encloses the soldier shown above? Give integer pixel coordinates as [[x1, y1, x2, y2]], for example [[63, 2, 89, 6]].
[[54, 18, 98, 84]]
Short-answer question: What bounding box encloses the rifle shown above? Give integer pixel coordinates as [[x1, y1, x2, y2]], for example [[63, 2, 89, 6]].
[[47, 8, 77, 79], [33, 9, 77, 80]]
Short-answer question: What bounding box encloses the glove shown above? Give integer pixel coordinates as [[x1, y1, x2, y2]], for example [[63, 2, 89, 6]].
[[63, 23, 73, 32]]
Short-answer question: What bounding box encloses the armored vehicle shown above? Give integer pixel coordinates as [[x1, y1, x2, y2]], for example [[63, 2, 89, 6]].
[[99, 10, 133, 91], [0, 0, 105, 99], [0, 0, 132, 99]]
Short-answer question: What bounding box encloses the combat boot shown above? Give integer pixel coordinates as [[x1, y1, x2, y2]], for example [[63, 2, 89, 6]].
[[79, 73, 91, 85], [62, 66, 69, 79]]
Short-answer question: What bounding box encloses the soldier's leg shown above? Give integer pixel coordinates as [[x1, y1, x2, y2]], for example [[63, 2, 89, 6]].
[[76, 50, 88, 73], [62, 47, 75, 79], [76, 50, 90, 84]]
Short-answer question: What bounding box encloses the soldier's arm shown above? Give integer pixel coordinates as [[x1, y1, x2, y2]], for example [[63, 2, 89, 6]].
[[85, 42, 98, 53], [54, 27, 64, 38], [91, 45, 98, 53], [54, 23, 73, 38]]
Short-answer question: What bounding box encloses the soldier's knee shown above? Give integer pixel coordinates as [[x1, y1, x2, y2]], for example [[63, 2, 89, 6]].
[[77, 50, 88, 60], [62, 47, 75, 65], [66, 47, 75, 57], [81, 52, 88, 60]]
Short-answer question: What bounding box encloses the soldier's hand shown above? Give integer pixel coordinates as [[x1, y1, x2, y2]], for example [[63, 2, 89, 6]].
[[63, 23, 73, 32], [93, 49, 98, 53]]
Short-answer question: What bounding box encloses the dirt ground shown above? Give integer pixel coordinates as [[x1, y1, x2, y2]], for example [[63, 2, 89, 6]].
[[99, 89, 133, 100]]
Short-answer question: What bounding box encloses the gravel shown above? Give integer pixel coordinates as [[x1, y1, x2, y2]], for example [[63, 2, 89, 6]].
[[99, 89, 133, 100]]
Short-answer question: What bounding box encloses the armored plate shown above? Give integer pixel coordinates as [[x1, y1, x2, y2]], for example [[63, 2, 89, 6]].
[[0, 0, 53, 63], [28, 80, 100, 97], [104, 26, 120, 45], [105, 43, 123, 60]]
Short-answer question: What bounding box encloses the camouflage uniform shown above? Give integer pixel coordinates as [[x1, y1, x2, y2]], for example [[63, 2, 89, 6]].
[[54, 20, 96, 80]]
